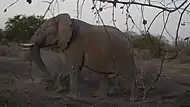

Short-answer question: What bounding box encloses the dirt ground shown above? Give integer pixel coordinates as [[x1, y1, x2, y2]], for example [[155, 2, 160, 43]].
[[0, 50, 189, 107]]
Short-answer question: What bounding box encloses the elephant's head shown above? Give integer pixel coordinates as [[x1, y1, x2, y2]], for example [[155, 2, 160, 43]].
[[22, 13, 73, 49], [20, 13, 73, 81]]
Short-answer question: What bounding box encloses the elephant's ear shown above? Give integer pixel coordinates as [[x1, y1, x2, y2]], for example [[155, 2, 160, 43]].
[[56, 13, 73, 51]]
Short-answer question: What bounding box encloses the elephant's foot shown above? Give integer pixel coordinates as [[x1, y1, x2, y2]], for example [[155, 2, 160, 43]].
[[141, 95, 146, 100], [129, 90, 144, 101], [129, 88, 139, 101], [92, 75, 109, 100], [129, 96, 138, 101], [92, 95, 109, 100], [66, 92, 82, 100], [141, 89, 149, 100], [41, 74, 56, 90], [44, 79, 55, 90], [55, 85, 68, 93], [92, 89, 109, 100]]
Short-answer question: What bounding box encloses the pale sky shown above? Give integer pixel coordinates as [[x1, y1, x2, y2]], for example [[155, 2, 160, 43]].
[[0, 0, 190, 42]]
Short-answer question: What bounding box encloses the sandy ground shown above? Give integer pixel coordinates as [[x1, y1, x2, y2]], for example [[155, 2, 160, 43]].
[[0, 50, 189, 107]]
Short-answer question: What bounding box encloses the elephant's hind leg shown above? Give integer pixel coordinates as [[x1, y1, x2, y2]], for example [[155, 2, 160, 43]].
[[93, 75, 109, 100], [117, 75, 138, 101], [130, 78, 138, 101]]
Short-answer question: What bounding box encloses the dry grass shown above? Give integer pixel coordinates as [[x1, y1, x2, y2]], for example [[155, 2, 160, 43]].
[[0, 44, 32, 62], [176, 40, 190, 64], [0, 44, 20, 57], [134, 48, 152, 61]]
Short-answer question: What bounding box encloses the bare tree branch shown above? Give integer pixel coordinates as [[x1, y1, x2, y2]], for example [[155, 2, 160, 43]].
[[92, 1, 111, 38], [96, 0, 187, 13], [175, 2, 190, 52], [147, 10, 164, 32]]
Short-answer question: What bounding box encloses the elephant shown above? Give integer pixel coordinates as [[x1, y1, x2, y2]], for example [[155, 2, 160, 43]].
[[20, 13, 138, 100]]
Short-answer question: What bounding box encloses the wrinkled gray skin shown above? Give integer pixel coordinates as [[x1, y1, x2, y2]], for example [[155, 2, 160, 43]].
[[21, 13, 138, 100]]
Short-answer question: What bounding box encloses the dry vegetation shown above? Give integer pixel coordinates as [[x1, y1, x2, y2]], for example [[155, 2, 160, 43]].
[[0, 43, 31, 61], [0, 38, 189, 106]]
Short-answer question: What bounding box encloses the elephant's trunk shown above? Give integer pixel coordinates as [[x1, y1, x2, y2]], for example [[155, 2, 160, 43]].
[[31, 45, 51, 77], [20, 43, 53, 80]]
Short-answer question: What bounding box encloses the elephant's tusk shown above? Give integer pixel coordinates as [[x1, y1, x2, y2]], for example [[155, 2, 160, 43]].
[[20, 43, 35, 47], [21, 47, 32, 50], [20, 43, 35, 50]]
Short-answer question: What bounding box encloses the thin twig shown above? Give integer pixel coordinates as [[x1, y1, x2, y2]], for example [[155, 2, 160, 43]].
[[128, 13, 142, 33], [79, 0, 86, 19], [147, 10, 164, 32], [56, 0, 60, 14], [52, 0, 59, 15], [77, 0, 80, 19], [159, 12, 171, 42], [147, 13, 171, 95], [165, 28, 175, 42], [43, 0, 55, 18], [4, 0, 20, 12], [92, 1, 111, 38], [141, 0, 147, 34], [112, 6, 117, 27], [173, 0, 182, 14], [166, 0, 182, 6]]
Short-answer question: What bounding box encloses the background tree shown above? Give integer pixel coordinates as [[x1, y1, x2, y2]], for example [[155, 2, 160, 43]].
[[132, 33, 167, 58], [4, 14, 46, 42], [0, 29, 4, 42], [0, 29, 8, 45]]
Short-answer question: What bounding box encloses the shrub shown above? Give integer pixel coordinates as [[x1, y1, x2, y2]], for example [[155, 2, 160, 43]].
[[4, 14, 46, 43], [132, 34, 166, 58]]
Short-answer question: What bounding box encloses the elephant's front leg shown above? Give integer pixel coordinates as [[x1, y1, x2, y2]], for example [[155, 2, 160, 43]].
[[93, 75, 109, 100], [55, 72, 69, 93], [67, 64, 81, 100]]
